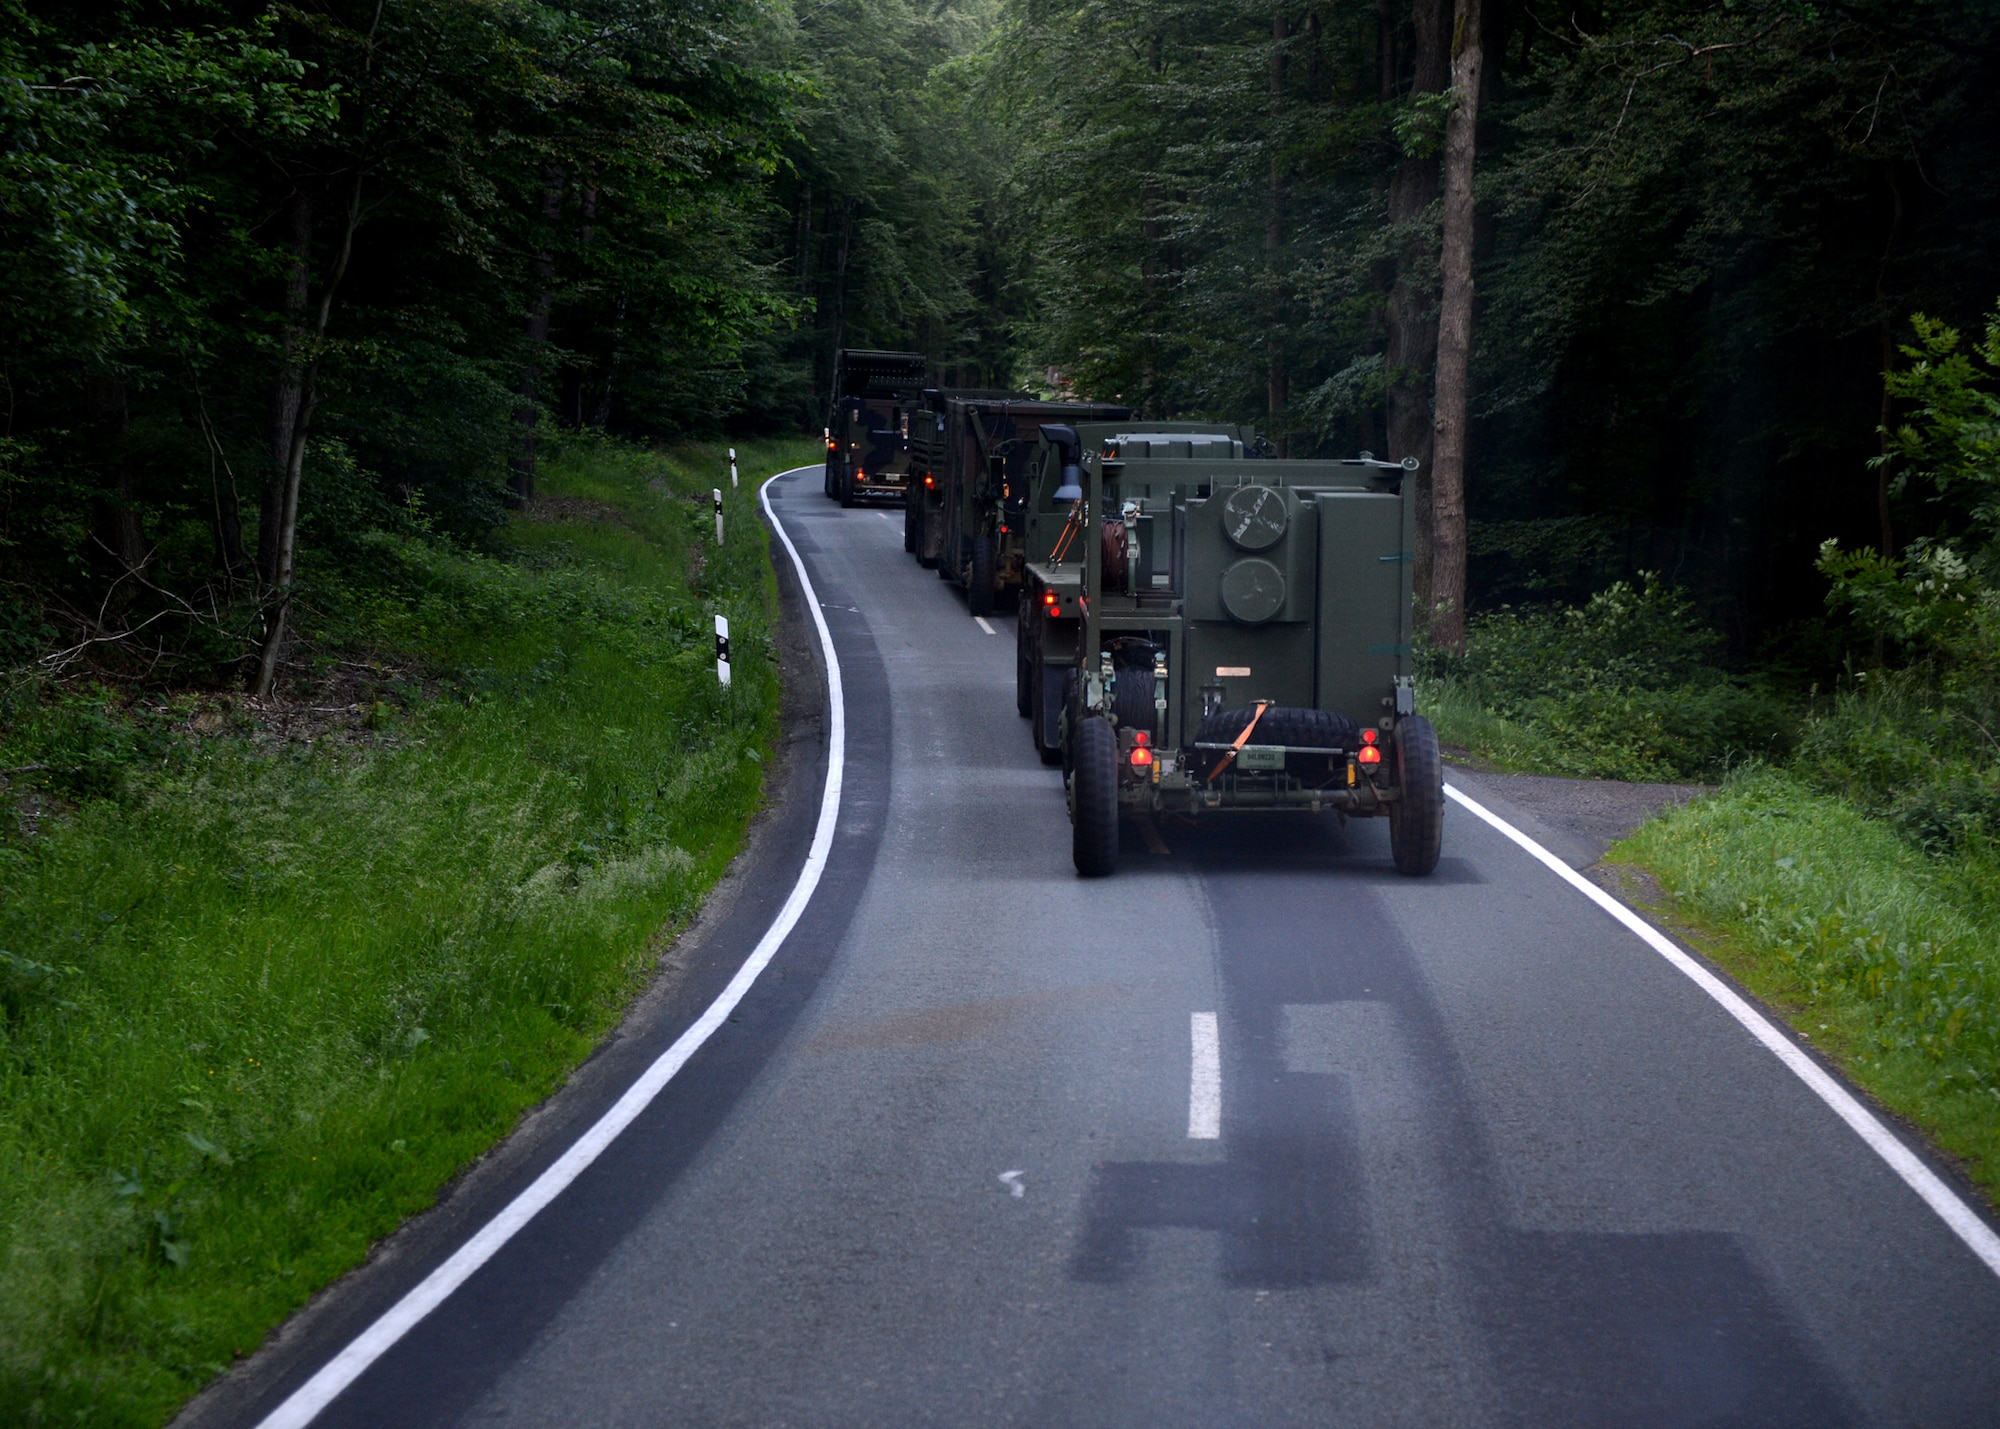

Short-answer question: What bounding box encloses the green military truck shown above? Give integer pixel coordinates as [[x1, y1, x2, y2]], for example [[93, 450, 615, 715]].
[[823, 349, 928, 506], [1015, 421, 1444, 878], [906, 394, 1132, 616]]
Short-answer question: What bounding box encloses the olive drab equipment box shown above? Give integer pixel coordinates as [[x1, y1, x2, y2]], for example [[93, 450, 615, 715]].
[[1016, 421, 1447, 877]]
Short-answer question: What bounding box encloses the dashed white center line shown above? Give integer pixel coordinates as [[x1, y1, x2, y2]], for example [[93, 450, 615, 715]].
[[1189, 1012, 1221, 1139], [973, 616, 997, 636], [876, 512, 894, 524]]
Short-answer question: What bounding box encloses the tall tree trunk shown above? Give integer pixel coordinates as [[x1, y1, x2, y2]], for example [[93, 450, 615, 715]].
[[261, 189, 312, 589], [824, 198, 854, 425], [593, 289, 627, 429], [1428, 0, 1483, 651], [1386, 0, 1451, 628], [253, 172, 364, 698], [1875, 163, 1904, 560], [509, 164, 566, 505], [89, 374, 143, 617], [1267, 6, 1289, 455]]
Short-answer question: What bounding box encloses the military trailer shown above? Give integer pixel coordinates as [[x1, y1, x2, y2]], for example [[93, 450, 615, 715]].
[[1015, 421, 1444, 878], [906, 394, 1132, 616], [1015, 423, 1257, 765], [823, 349, 928, 506]]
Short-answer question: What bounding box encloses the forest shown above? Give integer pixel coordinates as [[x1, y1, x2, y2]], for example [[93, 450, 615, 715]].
[[4, 0, 2000, 1421]]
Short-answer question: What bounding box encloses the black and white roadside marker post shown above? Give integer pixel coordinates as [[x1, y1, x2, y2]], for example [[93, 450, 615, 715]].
[[715, 614, 731, 688], [713, 488, 724, 546], [729, 447, 738, 489]]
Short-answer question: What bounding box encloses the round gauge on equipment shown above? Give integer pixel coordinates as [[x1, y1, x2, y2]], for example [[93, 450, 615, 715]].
[[1220, 558, 1287, 624], [1221, 484, 1287, 551]]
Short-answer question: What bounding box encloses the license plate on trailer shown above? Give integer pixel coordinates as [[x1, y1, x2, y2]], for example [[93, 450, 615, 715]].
[[1238, 745, 1285, 770]]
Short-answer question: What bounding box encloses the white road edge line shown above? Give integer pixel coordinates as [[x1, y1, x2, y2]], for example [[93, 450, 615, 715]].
[[973, 616, 997, 636], [253, 468, 846, 1429], [1444, 782, 2000, 1281], [1189, 1012, 1221, 1140]]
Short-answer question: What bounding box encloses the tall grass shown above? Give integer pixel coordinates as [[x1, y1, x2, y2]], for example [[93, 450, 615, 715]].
[[0, 437, 818, 1425], [1618, 768, 2000, 1198]]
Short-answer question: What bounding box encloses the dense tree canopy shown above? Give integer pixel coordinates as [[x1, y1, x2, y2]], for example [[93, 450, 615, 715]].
[[3, 0, 1998, 683]]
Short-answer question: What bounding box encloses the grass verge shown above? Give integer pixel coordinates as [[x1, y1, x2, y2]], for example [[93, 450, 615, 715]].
[[0, 436, 820, 1426], [1611, 766, 2000, 1204]]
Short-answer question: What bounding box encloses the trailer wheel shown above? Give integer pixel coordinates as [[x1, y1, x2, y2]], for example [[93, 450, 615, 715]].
[[1388, 714, 1444, 876], [969, 535, 996, 616], [1071, 715, 1120, 877], [904, 493, 919, 553]]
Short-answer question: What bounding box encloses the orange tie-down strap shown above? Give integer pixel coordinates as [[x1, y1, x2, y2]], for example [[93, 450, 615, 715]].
[[1207, 700, 1272, 783]]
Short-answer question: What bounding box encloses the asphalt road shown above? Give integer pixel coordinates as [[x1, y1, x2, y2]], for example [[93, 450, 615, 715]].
[[219, 467, 2000, 1428]]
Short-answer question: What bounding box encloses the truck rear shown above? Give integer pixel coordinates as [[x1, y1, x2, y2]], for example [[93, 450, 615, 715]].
[[824, 349, 927, 506]]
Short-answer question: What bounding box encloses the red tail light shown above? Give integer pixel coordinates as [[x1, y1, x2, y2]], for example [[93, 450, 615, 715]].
[[1133, 731, 1150, 746], [924, 474, 936, 489], [1358, 745, 1382, 766], [1360, 728, 1378, 744], [1130, 747, 1153, 768]]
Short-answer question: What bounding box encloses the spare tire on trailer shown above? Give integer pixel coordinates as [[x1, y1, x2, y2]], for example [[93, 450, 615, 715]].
[[1192, 706, 1358, 769], [1112, 670, 1158, 742], [1070, 714, 1120, 877], [1388, 714, 1444, 876]]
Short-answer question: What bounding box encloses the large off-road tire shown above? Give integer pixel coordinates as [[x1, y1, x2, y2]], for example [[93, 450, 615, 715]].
[[1070, 715, 1120, 877], [904, 493, 919, 553], [837, 468, 857, 508], [1031, 660, 1062, 763], [1112, 671, 1158, 741], [969, 534, 996, 617], [1388, 713, 1444, 876], [823, 462, 835, 498], [1193, 705, 1358, 751]]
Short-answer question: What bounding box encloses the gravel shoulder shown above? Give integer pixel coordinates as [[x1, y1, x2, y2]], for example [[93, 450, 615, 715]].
[[1443, 761, 1708, 870]]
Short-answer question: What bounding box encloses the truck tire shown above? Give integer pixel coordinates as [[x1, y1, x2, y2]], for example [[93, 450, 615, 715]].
[[1033, 662, 1064, 764], [1112, 671, 1157, 741], [1388, 714, 1444, 876], [969, 534, 996, 616], [823, 462, 835, 498], [1070, 715, 1120, 877], [1194, 706, 1358, 753], [837, 468, 857, 508], [904, 493, 919, 553]]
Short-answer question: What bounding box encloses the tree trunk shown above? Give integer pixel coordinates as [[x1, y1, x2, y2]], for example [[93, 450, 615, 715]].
[[1267, 6, 1289, 454], [510, 164, 566, 505], [1385, 0, 1451, 626], [824, 198, 854, 425], [1428, 0, 1483, 652], [90, 374, 143, 616], [261, 189, 313, 589], [253, 171, 364, 698], [1875, 163, 1904, 560]]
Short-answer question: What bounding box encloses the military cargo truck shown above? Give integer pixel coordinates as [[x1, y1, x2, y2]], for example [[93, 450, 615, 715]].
[[1016, 421, 1444, 877], [823, 349, 927, 506], [906, 394, 1132, 616]]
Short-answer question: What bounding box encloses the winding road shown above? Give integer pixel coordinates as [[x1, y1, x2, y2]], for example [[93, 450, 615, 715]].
[[197, 466, 2000, 1429]]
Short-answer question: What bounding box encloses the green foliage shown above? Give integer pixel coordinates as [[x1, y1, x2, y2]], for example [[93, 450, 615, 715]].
[[0, 438, 804, 1425], [1821, 300, 2000, 669], [1421, 578, 1795, 780], [1621, 768, 2000, 1197]]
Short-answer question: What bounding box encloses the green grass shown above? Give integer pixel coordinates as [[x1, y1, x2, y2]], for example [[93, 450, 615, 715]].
[[1614, 767, 2000, 1203], [0, 435, 820, 1425]]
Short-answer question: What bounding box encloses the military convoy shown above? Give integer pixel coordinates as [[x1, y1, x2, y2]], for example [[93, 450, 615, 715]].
[[906, 394, 1132, 615], [823, 349, 927, 506], [820, 357, 1444, 880]]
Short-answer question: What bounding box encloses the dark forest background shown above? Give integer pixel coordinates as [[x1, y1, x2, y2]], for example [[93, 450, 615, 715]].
[[4, 0, 1999, 685]]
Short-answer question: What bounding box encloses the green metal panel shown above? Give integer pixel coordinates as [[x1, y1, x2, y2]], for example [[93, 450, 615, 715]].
[[1314, 492, 1408, 723], [1185, 623, 1316, 722]]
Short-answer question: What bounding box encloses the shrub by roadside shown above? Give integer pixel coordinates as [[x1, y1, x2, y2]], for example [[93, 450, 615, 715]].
[[0, 437, 818, 1426], [1419, 577, 1795, 781]]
